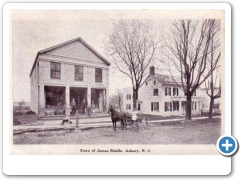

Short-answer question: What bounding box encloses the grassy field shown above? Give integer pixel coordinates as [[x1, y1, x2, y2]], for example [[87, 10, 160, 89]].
[[13, 119, 221, 145]]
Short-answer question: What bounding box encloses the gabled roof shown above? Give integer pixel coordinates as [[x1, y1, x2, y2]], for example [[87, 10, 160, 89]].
[[145, 74, 181, 84], [145, 74, 201, 89], [29, 37, 111, 76]]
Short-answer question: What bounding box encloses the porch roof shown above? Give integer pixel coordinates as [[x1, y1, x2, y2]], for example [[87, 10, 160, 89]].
[[171, 96, 201, 101]]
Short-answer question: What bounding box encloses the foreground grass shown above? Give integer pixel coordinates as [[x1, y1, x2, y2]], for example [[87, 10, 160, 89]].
[[13, 120, 221, 145]]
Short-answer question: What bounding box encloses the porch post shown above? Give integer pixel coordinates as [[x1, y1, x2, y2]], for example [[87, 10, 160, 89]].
[[193, 101, 195, 115], [179, 100, 182, 116], [38, 85, 45, 116], [103, 89, 106, 112], [38, 63, 45, 116], [99, 90, 103, 112], [106, 88, 109, 112], [198, 101, 201, 114], [65, 86, 70, 115], [87, 86, 91, 107]]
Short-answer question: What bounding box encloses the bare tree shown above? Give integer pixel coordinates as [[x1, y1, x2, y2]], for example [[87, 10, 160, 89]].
[[116, 89, 123, 112], [165, 19, 221, 120], [109, 89, 123, 111], [205, 30, 221, 119], [106, 20, 159, 110]]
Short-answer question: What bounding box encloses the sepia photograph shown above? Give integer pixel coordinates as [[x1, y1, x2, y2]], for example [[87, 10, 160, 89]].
[[10, 7, 225, 155]]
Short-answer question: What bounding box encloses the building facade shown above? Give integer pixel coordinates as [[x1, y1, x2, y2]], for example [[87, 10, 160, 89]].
[[122, 87, 133, 112], [123, 67, 202, 116], [30, 37, 110, 116]]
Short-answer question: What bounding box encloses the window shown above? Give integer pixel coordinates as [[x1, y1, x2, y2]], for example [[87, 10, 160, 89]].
[[126, 104, 131, 110], [75, 65, 83, 81], [154, 80, 157, 85], [138, 104, 141, 111], [146, 82, 148, 86], [153, 89, 158, 96], [126, 94, 131, 100], [151, 102, 159, 112], [213, 103, 220, 109], [173, 101, 179, 111], [165, 87, 171, 96], [181, 101, 187, 110], [95, 68, 102, 83], [193, 90, 196, 96], [173, 88, 179, 96], [185, 91, 196, 96], [195, 102, 197, 110], [192, 102, 194, 110], [51, 62, 61, 79], [165, 102, 172, 112]]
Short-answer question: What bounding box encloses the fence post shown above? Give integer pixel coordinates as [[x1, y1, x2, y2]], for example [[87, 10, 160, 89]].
[[76, 114, 79, 129]]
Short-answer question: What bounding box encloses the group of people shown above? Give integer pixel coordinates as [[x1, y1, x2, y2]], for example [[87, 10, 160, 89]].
[[70, 98, 87, 115]]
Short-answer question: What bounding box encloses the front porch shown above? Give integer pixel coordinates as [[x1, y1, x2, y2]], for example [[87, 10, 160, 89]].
[[39, 85, 108, 116], [170, 96, 201, 116]]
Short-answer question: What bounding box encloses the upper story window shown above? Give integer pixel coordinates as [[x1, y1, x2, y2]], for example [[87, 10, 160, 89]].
[[126, 104, 131, 110], [146, 82, 148, 86], [154, 80, 157, 85], [185, 90, 196, 96], [165, 87, 171, 96], [75, 65, 83, 81], [126, 94, 131, 100], [153, 89, 158, 96], [95, 68, 102, 83], [192, 90, 196, 96], [51, 62, 61, 79], [173, 87, 179, 96]]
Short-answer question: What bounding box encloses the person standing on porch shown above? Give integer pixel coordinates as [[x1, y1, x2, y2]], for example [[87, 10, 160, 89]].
[[82, 99, 86, 114], [71, 98, 76, 114]]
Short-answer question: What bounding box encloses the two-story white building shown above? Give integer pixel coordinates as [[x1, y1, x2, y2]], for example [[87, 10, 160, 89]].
[[30, 37, 110, 116], [123, 66, 202, 116]]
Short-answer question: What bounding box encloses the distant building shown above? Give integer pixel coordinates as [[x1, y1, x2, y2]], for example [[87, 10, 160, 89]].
[[30, 37, 111, 116], [13, 101, 31, 114], [122, 66, 202, 116], [122, 87, 133, 112]]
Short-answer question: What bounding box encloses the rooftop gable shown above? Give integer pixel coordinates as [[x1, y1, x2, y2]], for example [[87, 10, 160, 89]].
[[30, 37, 111, 76]]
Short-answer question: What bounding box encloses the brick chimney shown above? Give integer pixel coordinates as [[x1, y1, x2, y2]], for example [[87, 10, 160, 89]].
[[149, 66, 155, 75]]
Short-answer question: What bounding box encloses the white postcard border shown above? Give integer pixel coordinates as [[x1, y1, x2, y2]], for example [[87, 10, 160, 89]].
[[3, 2, 231, 175]]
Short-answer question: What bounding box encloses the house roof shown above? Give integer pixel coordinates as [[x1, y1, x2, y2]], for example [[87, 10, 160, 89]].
[[29, 37, 111, 76], [145, 74, 201, 89], [145, 74, 181, 85], [201, 87, 220, 90]]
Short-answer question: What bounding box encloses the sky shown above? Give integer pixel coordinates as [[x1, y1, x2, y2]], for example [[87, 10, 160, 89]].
[[12, 9, 169, 102], [11, 9, 223, 102]]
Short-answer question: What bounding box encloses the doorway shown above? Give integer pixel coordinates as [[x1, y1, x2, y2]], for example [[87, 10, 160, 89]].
[[70, 87, 87, 114]]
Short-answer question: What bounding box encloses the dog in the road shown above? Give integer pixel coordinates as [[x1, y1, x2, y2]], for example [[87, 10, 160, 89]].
[[61, 115, 72, 125]]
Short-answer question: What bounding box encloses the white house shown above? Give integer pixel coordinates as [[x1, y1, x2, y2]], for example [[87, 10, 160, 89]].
[[30, 37, 111, 116], [122, 66, 202, 116]]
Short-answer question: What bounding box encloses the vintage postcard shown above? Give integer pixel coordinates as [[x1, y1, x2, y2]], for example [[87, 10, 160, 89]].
[[3, 3, 232, 175]]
